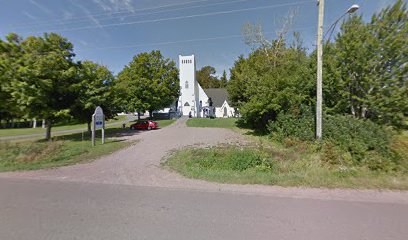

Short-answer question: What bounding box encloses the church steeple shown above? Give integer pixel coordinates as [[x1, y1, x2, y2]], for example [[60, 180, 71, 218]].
[[178, 55, 199, 117]]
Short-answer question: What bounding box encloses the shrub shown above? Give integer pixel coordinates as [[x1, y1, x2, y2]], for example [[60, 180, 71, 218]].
[[268, 112, 398, 171], [268, 110, 315, 142]]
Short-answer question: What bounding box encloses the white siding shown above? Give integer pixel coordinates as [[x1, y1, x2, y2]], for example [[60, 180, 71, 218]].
[[215, 101, 235, 118], [178, 55, 199, 117]]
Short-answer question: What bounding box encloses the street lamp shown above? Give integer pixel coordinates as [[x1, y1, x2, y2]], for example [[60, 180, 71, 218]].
[[347, 4, 360, 13], [316, 1, 359, 140], [324, 4, 360, 43]]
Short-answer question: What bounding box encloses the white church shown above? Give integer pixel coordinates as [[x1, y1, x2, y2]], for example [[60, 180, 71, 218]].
[[177, 55, 235, 118]]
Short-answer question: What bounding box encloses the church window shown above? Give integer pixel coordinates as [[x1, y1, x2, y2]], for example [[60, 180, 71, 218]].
[[184, 102, 190, 106], [185, 81, 189, 89]]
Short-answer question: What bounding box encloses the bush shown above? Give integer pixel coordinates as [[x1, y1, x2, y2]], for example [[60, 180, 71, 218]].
[[268, 110, 315, 141], [268, 112, 399, 171]]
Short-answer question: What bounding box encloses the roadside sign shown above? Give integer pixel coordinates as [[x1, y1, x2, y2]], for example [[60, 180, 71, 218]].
[[94, 106, 104, 130], [92, 106, 105, 146]]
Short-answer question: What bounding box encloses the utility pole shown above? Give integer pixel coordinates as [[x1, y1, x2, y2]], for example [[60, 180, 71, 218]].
[[316, 0, 324, 140]]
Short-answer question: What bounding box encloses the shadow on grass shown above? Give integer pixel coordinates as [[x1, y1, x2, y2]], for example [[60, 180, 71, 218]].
[[235, 118, 269, 137], [43, 126, 143, 142]]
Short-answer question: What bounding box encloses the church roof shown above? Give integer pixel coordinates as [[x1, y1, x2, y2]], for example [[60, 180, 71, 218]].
[[203, 88, 230, 107]]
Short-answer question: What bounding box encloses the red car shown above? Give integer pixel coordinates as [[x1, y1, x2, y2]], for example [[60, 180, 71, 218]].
[[130, 120, 158, 130]]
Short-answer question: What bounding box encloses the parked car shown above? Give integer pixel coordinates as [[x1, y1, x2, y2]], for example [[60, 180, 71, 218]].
[[129, 120, 158, 130]]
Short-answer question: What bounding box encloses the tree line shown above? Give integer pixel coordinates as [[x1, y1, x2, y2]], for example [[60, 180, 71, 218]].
[[0, 33, 180, 140], [228, 0, 407, 131], [196, 66, 228, 89]]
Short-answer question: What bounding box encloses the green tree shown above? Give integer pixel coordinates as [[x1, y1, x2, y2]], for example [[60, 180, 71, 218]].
[[335, 15, 374, 119], [72, 61, 116, 132], [365, 0, 408, 128], [220, 70, 228, 87], [7, 33, 79, 140], [116, 50, 179, 118], [228, 41, 313, 129], [323, 0, 408, 128], [0, 33, 23, 124], [196, 66, 221, 88]]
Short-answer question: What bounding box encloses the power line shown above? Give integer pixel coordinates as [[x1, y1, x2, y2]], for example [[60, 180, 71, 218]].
[[11, 0, 250, 30], [80, 26, 316, 51], [8, 0, 213, 28], [31, 0, 315, 33], [4, 26, 315, 56]]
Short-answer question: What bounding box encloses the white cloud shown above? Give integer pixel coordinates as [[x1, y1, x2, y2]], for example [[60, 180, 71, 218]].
[[22, 11, 37, 20], [70, 0, 110, 38], [92, 0, 135, 13], [62, 10, 74, 20], [78, 40, 89, 46], [29, 0, 53, 15]]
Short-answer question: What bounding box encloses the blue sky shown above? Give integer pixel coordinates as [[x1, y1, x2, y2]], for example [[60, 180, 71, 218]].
[[0, 0, 402, 76]]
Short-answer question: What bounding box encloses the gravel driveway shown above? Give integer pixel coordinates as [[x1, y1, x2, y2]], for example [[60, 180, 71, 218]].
[[1, 117, 407, 204]]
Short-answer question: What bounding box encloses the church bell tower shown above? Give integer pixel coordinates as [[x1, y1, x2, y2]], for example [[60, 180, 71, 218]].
[[178, 55, 199, 117]]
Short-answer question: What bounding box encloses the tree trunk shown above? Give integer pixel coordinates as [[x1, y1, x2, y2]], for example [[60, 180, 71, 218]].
[[33, 118, 37, 128], [361, 106, 367, 119], [87, 121, 92, 133], [137, 112, 141, 120], [45, 119, 52, 141], [42, 119, 46, 128], [149, 110, 153, 118]]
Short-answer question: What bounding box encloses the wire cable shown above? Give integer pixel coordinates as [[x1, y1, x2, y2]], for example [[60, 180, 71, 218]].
[[31, 0, 315, 33], [11, 0, 250, 30]]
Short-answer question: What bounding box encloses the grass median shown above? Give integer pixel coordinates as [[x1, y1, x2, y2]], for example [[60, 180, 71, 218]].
[[165, 144, 408, 190], [167, 118, 408, 190]]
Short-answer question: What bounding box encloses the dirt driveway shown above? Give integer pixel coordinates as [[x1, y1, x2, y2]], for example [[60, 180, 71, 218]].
[[1, 117, 407, 204]]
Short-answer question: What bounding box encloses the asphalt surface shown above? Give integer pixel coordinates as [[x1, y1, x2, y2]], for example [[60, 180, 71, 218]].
[[1, 179, 407, 240], [1, 117, 408, 239]]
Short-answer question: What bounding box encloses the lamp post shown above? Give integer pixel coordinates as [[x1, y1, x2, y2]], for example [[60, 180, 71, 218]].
[[315, 1, 359, 140]]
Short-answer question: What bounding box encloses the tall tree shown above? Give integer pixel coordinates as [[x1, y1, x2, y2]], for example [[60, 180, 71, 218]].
[[220, 70, 228, 87], [0, 33, 23, 124], [335, 15, 374, 119], [365, 0, 408, 128], [116, 50, 179, 117], [72, 61, 116, 132], [324, 0, 408, 128], [228, 41, 313, 129], [7, 33, 79, 140], [196, 66, 220, 88]]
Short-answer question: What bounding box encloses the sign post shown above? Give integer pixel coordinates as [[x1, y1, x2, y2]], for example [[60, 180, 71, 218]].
[[92, 106, 105, 146]]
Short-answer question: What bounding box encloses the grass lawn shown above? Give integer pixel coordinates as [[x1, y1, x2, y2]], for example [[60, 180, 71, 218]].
[[186, 118, 238, 129], [0, 115, 129, 138], [165, 144, 408, 190], [0, 127, 136, 172], [0, 117, 177, 172], [166, 119, 408, 190], [156, 119, 176, 128]]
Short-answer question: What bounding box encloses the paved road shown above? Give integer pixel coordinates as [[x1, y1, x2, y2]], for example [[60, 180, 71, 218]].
[[1, 179, 407, 240], [1, 117, 408, 239]]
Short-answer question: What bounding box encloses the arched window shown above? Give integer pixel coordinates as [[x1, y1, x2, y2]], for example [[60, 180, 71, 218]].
[[184, 102, 190, 106], [185, 81, 189, 89]]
